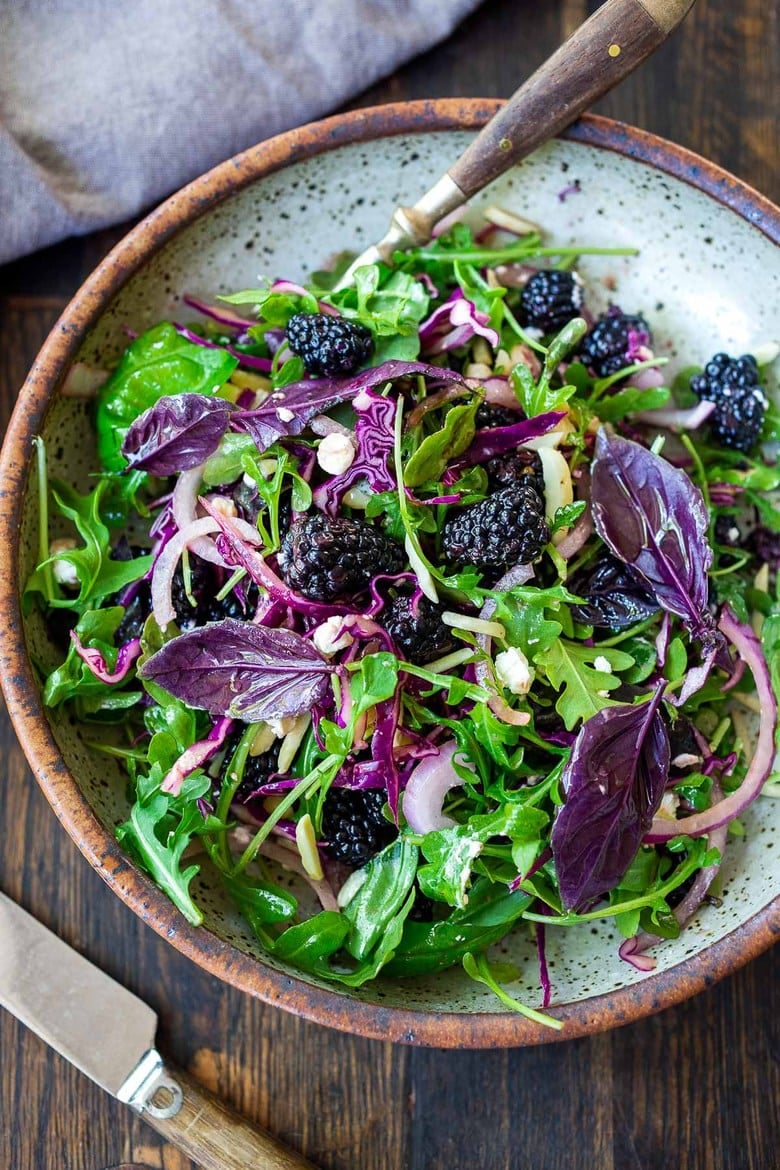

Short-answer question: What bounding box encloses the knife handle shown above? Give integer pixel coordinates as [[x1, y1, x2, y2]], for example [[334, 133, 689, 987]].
[[137, 1061, 318, 1170]]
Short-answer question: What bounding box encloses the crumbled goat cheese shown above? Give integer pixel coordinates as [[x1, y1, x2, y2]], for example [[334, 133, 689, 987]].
[[317, 432, 357, 476], [312, 616, 354, 656], [495, 647, 533, 695], [50, 538, 79, 588]]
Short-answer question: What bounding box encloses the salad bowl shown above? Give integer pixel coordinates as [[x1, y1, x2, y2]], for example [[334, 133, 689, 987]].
[[0, 100, 778, 1047]]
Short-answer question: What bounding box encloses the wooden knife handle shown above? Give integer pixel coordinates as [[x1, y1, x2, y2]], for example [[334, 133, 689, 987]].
[[448, 0, 697, 197], [140, 1061, 317, 1170]]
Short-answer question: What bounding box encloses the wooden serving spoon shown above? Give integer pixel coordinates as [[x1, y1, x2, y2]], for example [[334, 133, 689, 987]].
[[336, 0, 696, 286]]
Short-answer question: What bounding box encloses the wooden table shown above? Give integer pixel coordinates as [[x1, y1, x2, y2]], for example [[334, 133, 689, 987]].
[[0, 2, 777, 1168]]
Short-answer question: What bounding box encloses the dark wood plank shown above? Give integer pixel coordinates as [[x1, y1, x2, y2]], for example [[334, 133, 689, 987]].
[[0, 2, 777, 1169]]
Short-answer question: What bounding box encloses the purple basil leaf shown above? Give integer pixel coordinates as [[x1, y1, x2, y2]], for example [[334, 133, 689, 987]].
[[231, 359, 466, 453], [139, 617, 333, 721], [122, 393, 234, 475], [444, 411, 566, 480], [590, 429, 716, 646], [551, 684, 670, 912]]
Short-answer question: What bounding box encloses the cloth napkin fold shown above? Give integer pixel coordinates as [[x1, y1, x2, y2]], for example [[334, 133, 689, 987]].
[[0, 0, 482, 265]]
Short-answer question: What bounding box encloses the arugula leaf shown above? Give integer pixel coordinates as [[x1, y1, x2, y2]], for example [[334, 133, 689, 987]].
[[492, 585, 578, 661], [536, 640, 634, 730], [511, 318, 587, 415], [418, 803, 549, 909], [330, 266, 431, 361], [95, 323, 237, 472], [404, 401, 478, 488], [462, 952, 562, 1029], [222, 285, 319, 323], [328, 891, 415, 987], [43, 607, 139, 709], [550, 500, 587, 536], [41, 480, 153, 612], [117, 771, 215, 925]]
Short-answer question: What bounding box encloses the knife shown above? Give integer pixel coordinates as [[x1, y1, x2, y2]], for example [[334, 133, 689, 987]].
[[0, 892, 317, 1170]]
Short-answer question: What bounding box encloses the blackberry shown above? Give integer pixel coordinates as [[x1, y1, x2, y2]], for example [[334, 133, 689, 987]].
[[278, 513, 405, 602], [212, 735, 281, 806], [170, 555, 216, 630], [749, 526, 780, 570], [322, 787, 397, 867], [203, 581, 259, 623], [116, 583, 151, 643], [690, 352, 767, 452], [667, 717, 703, 772], [485, 448, 545, 497], [569, 553, 659, 630], [441, 483, 549, 572], [580, 310, 652, 378], [714, 514, 742, 548], [234, 478, 293, 536], [286, 312, 373, 377], [520, 269, 584, 333], [475, 403, 525, 429], [382, 593, 459, 664]]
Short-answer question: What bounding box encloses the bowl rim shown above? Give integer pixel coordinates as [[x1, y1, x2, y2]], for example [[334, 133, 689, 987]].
[[1, 99, 778, 1048]]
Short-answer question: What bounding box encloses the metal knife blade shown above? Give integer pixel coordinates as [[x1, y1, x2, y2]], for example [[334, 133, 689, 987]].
[[0, 891, 157, 1098], [0, 891, 318, 1168]]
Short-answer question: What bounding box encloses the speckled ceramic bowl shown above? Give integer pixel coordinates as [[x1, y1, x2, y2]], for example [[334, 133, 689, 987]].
[[1, 102, 778, 1047]]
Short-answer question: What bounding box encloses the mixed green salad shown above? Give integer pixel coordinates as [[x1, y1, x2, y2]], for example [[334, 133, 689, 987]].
[[28, 209, 779, 1024]]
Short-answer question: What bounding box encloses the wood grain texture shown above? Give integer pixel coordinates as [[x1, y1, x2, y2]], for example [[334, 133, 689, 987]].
[[142, 1064, 317, 1170], [0, 2, 778, 1169]]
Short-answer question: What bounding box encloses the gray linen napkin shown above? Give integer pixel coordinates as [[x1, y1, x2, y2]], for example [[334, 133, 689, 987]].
[[0, 0, 482, 264]]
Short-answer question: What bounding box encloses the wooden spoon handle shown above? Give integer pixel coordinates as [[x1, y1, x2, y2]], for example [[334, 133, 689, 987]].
[[449, 0, 696, 197], [139, 1061, 317, 1170]]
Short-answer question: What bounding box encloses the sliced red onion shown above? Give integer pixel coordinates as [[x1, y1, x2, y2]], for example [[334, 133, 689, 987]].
[[174, 323, 273, 372], [61, 362, 109, 398], [634, 399, 716, 431], [617, 937, 658, 971], [473, 563, 535, 726], [309, 414, 353, 438], [621, 784, 729, 970], [269, 279, 339, 316], [403, 740, 475, 833], [655, 613, 671, 668], [625, 366, 666, 391], [161, 717, 233, 795], [70, 633, 141, 683], [183, 294, 255, 332], [646, 607, 778, 841], [172, 466, 226, 566], [556, 510, 593, 560], [480, 376, 516, 409], [555, 469, 592, 560], [202, 501, 353, 617], [151, 516, 222, 627]]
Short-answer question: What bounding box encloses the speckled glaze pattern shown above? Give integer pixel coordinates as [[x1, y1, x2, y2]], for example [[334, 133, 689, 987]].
[[0, 102, 778, 1047]]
